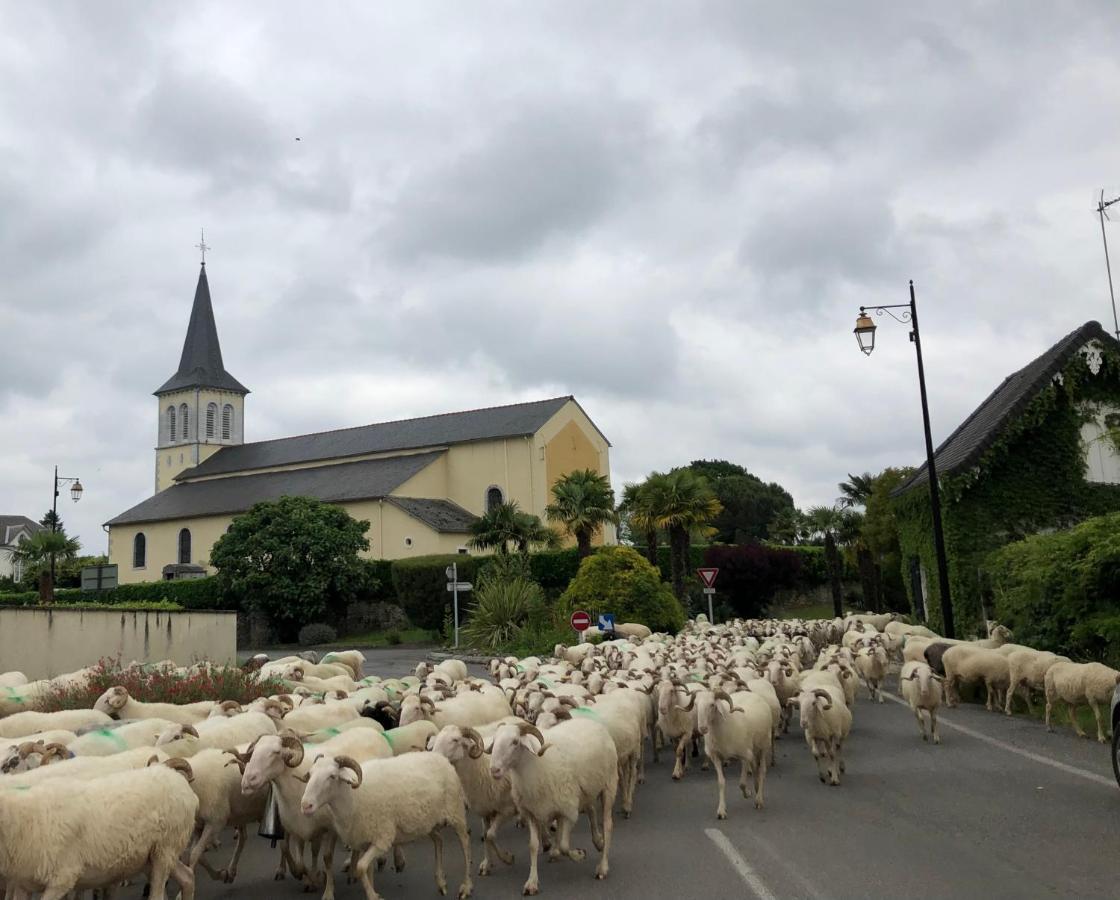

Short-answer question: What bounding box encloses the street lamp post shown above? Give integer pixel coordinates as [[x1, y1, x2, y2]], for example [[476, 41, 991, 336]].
[[50, 466, 83, 598], [853, 280, 956, 639]]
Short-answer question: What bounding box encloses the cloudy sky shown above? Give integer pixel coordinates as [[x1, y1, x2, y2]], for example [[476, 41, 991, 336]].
[[4, 2, 1120, 552]]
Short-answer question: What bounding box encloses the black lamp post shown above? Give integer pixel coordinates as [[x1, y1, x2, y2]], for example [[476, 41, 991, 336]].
[[853, 280, 956, 639], [50, 465, 83, 597]]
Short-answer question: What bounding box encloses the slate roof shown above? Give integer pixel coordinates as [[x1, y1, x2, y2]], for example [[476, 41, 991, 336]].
[[0, 516, 42, 547], [175, 396, 580, 482], [155, 265, 249, 396], [105, 451, 444, 526], [894, 321, 1120, 496], [386, 497, 478, 533]]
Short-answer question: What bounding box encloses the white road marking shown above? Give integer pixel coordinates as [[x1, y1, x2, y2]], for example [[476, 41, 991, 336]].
[[740, 826, 830, 900], [881, 691, 1115, 788], [705, 827, 778, 900]]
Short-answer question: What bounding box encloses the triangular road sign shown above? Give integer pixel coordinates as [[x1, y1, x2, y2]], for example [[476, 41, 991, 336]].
[[697, 567, 718, 588]]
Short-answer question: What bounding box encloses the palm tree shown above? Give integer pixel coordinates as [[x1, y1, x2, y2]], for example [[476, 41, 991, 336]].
[[468, 501, 555, 555], [837, 472, 875, 509], [619, 481, 660, 565], [13, 530, 81, 604], [647, 468, 722, 600], [805, 505, 863, 617], [545, 469, 618, 559], [769, 507, 807, 545]]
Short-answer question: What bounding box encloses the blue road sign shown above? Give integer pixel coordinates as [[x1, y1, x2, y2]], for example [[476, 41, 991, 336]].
[[599, 613, 615, 630]]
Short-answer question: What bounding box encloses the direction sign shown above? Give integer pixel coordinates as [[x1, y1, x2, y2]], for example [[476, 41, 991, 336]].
[[599, 613, 615, 630], [697, 568, 719, 589], [570, 610, 592, 632], [446, 582, 473, 592]]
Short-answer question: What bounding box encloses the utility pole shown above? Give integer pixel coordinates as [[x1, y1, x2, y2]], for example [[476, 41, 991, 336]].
[[1096, 190, 1120, 340]]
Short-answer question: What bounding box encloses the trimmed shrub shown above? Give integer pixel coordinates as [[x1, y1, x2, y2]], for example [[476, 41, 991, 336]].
[[391, 554, 481, 632], [559, 546, 686, 633], [0, 578, 226, 610], [299, 623, 338, 646], [462, 577, 546, 650], [527, 548, 583, 593], [702, 544, 802, 619]]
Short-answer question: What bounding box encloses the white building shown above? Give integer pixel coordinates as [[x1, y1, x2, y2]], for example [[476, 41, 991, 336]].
[[0, 516, 43, 582]]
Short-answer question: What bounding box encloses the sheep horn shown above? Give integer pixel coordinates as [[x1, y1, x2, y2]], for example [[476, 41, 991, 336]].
[[16, 740, 45, 758], [40, 743, 72, 763], [678, 690, 696, 711], [292, 771, 311, 783], [180, 725, 200, 739], [163, 758, 195, 782], [517, 722, 548, 755], [221, 700, 242, 713], [462, 727, 485, 759], [811, 689, 834, 711], [335, 755, 363, 789], [279, 733, 305, 768], [223, 749, 246, 773]]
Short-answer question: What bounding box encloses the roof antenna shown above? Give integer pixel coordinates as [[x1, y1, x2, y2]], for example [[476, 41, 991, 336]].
[[1096, 190, 1120, 339], [196, 228, 210, 266]]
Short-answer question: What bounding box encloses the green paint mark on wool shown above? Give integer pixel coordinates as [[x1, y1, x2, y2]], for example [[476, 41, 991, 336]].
[[571, 707, 601, 721], [325, 727, 340, 737], [95, 729, 128, 751], [380, 730, 395, 749], [536, 677, 554, 689]]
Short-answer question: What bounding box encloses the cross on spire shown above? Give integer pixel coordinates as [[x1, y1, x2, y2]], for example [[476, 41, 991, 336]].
[[196, 228, 210, 265]]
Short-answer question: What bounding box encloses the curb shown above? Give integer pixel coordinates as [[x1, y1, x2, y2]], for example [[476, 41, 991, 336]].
[[428, 650, 492, 664]]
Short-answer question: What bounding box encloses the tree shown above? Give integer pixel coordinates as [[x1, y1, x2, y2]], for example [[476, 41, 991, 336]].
[[39, 509, 63, 532], [468, 501, 555, 555], [12, 530, 81, 604], [837, 472, 875, 509], [805, 505, 863, 617], [688, 460, 795, 542], [559, 546, 686, 633], [859, 467, 914, 612], [209, 496, 371, 641], [769, 507, 808, 545], [702, 544, 802, 618], [647, 468, 722, 601], [619, 481, 660, 565], [545, 469, 618, 558]]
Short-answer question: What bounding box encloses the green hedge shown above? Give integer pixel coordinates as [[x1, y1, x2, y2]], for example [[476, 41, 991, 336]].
[[0, 577, 229, 610], [391, 554, 481, 632]]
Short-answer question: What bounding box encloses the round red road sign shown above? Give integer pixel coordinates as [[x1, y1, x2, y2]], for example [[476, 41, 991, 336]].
[[570, 610, 592, 632]]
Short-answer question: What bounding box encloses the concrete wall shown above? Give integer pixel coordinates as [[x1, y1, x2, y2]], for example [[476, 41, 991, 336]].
[[0, 608, 238, 680]]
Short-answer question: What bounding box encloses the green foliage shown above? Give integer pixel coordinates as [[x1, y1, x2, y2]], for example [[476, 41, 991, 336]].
[[299, 623, 338, 646], [356, 559, 394, 603], [546, 468, 618, 557], [525, 548, 583, 594], [210, 496, 371, 640], [986, 512, 1120, 665], [462, 577, 547, 650], [559, 546, 686, 633], [859, 468, 913, 611], [0, 577, 227, 610], [37, 656, 287, 713], [688, 460, 796, 543], [468, 501, 556, 555], [837, 472, 875, 509], [640, 468, 722, 600], [702, 544, 801, 618], [391, 554, 480, 632]]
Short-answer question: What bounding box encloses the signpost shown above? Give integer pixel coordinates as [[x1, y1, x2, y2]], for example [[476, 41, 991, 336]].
[[697, 567, 719, 623], [570, 610, 592, 633], [445, 564, 472, 649]]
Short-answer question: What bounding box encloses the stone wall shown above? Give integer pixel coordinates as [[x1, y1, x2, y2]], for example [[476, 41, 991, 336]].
[[0, 608, 237, 679]]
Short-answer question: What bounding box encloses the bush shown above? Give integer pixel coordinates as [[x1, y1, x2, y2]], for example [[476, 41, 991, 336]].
[[702, 544, 802, 618], [37, 656, 288, 712], [299, 623, 338, 646], [0, 578, 227, 610], [526, 548, 583, 593], [391, 554, 481, 632], [462, 577, 546, 650], [559, 546, 686, 633]]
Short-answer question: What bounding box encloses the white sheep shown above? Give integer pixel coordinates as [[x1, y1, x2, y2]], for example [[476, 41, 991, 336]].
[[416, 658, 470, 683], [1044, 661, 1120, 743], [899, 661, 944, 743], [0, 758, 198, 899], [94, 685, 214, 724], [381, 720, 439, 755], [320, 649, 367, 680], [695, 689, 772, 818], [399, 686, 512, 730], [430, 723, 517, 877], [0, 708, 111, 739], [3, 745, 170, 786], [853, 644, 889, 703], [68, 718, 180, 756], [155, 711, 277, 757], [789, 685, 852, 786], [281, 699, 359, 734], [489, 719, 618, 895], [582, 692, 644, 817], [1004, 649, 1069, 716], [942, 646, 1010, 711], [656, 681, 699, 781]]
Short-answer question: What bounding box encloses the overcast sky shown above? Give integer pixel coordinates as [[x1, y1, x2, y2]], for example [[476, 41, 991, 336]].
[[4, 2, 1120, 553]]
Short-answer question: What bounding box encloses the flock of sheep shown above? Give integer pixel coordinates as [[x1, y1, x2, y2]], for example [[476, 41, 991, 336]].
[[1, 612, 1117, 900]]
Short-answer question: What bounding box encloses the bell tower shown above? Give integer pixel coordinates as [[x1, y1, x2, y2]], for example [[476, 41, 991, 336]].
[[153, 253, 249, 493]]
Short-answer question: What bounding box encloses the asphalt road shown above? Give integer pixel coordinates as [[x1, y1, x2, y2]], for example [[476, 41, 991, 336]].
[[125, 648, 1120, 899]]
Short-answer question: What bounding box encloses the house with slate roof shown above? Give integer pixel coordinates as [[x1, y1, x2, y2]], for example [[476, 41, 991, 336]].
[[105, 263, 613, 584], [0, 516, 44, 582], [893, 321, 1120, 632]]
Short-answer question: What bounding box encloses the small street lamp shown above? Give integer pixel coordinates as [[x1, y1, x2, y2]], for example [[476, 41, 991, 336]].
[[49, 466, 83, 600], [853, 281, 956, 639]]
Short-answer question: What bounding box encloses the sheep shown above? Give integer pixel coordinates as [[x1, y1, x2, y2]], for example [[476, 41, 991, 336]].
[[381, 719, 439, 755], [3, 745, 170, 786], [885, 621, 939, 640], [304, 719, 385, 743], [853, 644, 889, 702], [0, 708, 111, 739], [656, 681, 699, 781], [0, 739, 71, 774], [1005, 650, 1069, 716], [942, 646, 1010, 711], [399, 687, 512, 730], [902, 636, 935, 665], [789, 685, 852, 786], [0, 758, 198, 900], [1044, 661, 1120, 743], [694, 689, 772, 818], [489, 719, 618, 895], [0, 671, 28, 688], [845, 612, 900, 632], [416, 658, 470, 683], [94, 685, 215, 724], [320, 649, 367, 680], [300, 750, 473, 900], [614, 623, 652, 640], [430, 724, 516, 877], [68, 718, 180, 756], [281, 698, 359, 734], [583, 691, 645, 817], [899, 661, 944, 743], [155, 711, 277, 757], [923, 641, 955, 676], [0, 679, 52, 717]]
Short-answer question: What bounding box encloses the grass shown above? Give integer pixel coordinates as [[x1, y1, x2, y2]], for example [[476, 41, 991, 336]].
[[321, 627, 437, 648]]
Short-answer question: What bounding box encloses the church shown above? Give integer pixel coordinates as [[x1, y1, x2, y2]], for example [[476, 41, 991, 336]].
[[105, 263, 614, 584]]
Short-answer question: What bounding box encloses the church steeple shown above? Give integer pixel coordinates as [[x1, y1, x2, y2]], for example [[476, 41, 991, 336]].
[[154, 265, 249, 396]]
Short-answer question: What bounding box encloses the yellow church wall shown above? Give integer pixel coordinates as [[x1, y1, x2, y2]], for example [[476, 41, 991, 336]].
[[441, 438, 535, 517], [109, 514, 234, 585], [390, 452, 449, 501]]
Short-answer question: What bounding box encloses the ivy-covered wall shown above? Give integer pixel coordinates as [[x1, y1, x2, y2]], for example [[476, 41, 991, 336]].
[[895, 342, 1120, 635]]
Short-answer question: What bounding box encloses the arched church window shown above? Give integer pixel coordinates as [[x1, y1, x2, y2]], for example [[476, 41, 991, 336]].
[[167, 406, 176, 442], [486, 486, 504, 512], [179, 404, 189, 441], [133, 533, 146, 568], [222, 404, 233, 441], [178, 528, 192, 565], [206, 403, 217, 439]]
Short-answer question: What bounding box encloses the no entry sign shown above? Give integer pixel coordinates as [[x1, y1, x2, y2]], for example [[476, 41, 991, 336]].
[[570, 610, 592, 632]]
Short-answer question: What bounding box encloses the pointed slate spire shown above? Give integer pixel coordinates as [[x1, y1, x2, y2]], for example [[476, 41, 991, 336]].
[[155, 265, 249, 395]]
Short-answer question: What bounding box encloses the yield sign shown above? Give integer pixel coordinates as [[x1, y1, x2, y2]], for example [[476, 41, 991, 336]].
[[697, 568, 719, 589]]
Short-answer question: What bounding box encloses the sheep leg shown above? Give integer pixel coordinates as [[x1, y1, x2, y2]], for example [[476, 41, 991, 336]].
[[305, 835, 324, 891], [753, 749, 767, 809], [431, 829, 447, 896], [738, 758, 751, 799], [622, 756, 637, 818], [1003, 681, 1019, 716], [586, 801, 605, 852], [930, 708, 941, 744], [186, 821, 219, 878], [1068, 701, 1087, 738], [218, 825, 247, 883], [168, 859, 196, 900], [672, 733, 688, 780], [320, 831, 337, 900], [913, 705, 927, 741], [451, 816, 474, 899], [478, 815, 496, 875], [710, 752, 728, 819], [393, 844, 406, 873], [354, 843, 384, 900], [1045, 693, 1055, 732], [594, 784, 614, 881], [522, 816, 542, 896], [1090, 700, 1108, 743], [555, 817, 585, 862]]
